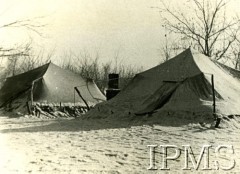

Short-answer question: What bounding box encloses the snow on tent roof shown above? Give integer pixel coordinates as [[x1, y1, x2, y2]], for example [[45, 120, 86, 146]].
[[92, 48, 240, 116], [0, 62, 106, 107]]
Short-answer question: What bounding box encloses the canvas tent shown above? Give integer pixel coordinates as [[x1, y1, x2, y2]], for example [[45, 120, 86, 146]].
[[0, 62, 105, 111], [93, 48, 240, 117]]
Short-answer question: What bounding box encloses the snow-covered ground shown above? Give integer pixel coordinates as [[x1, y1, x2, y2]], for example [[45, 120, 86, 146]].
[[0, 114, 240, 173]]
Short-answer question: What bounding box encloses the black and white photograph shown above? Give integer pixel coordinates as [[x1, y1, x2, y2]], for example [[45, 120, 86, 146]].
[[0, 0, 240, 173]]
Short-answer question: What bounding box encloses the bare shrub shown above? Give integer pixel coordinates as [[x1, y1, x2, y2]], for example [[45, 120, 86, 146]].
[[2, 42, 52, 78], [60, 51, 142, 92]]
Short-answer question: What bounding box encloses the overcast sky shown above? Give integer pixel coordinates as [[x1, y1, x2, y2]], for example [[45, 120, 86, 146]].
[[0, 0, 239, 69]]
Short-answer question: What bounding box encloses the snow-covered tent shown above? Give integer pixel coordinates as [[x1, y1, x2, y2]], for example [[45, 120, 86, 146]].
[[92, 48, 240, 117], [0, 62, 105, 111]]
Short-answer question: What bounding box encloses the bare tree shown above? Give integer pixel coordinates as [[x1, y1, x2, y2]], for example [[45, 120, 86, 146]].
[[160, 33, 186, 62], [0, 16, 48, 77], [161, 34, 172, 62], [0, 16, 46, 36], [4, 45, 52, 77], [158, 0, 240, 60], [229, 38, 240, 70]]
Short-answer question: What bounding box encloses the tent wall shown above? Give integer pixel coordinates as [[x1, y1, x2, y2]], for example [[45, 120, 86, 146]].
[[98, 48, 240, 116], [35, 63, 105, 105], [0, 63, 105, 109]]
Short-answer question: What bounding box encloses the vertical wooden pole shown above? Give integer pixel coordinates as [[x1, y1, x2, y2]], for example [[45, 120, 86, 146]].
[[74, 88, 75, 107], [26, 101, 32, 115], [211, 74, 216, 114], [31, 83, 34, 106]]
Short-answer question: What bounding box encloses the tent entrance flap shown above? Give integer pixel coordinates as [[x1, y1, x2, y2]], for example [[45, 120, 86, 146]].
[[135, 81, 181, 115]]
